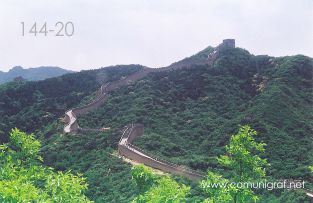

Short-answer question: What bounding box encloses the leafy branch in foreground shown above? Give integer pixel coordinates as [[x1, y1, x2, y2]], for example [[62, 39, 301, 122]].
[[131, 164, 190, 203], [0, 128, 92, 203], [201, 125, 268, 203]]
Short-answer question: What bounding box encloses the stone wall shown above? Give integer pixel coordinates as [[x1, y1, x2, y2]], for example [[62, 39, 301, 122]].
[[118, 124, 205, 180], [63, 40, 233, 180], [63, 62, 203, 133], [64, 39, 236, 133], [73, 94, 109, 116]]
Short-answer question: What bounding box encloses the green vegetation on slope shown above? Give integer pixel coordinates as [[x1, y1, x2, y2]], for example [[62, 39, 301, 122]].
[[130, 126, 267, 203], [0, 46, 312, 202], [41, 123, 138, 202], [76, 49, 312, 201], [78, 49, 312, 179], [131, 126, 310, 202], [0, 65, 143, 143]]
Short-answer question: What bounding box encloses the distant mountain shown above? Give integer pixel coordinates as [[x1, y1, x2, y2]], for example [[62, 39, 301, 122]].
[[0, 66, 74, 84]]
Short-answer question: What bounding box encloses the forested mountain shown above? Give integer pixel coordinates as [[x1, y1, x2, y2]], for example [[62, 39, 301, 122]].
[[0, 65, 143, 142], [0, 45, 312, 202], [0, 66, 73, 84]]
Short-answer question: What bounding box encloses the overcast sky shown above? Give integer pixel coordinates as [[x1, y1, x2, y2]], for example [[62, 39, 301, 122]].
[[0, 0, 312, 72]]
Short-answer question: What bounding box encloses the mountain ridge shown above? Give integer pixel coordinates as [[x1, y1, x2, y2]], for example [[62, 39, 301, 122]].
[[0, 66, 74, 84]]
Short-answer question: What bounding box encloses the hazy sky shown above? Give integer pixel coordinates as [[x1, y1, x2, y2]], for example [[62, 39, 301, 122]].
[[0, 0, 312, 72]]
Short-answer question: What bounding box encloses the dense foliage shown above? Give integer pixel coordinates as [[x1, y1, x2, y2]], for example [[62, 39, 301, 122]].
[[41, 125, 138, 202], [76, 49, 312, 201], [131, 165, 190, 203], [201, 126, 268, 203], [128, 126, 269, 203], [0, 129, 92, 202], [0, 46, 312, 202], [0, 65, 143, 143], [78, 50, 312, 179]]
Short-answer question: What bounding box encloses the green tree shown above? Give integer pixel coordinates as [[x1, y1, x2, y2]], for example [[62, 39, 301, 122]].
[[201, 126, 268, 203], [0, 128, 92, 203], [200, 171, 236, 203], [308, 166, 313, 174], [131, 164, 157, 194], [131, 165, 190, 203]]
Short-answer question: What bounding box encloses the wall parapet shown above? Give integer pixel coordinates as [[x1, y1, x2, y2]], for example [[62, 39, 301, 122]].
[[118, 124, 206, 181]]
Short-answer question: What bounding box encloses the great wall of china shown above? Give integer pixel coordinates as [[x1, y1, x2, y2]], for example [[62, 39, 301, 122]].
[[63, 62, 209, 180], [62, 38, 307, 188], [64, 39, 235, 134], [62, 39, 240, 181], [118, 124, 205, 180], [62, 39, 313, 197], [63, 40, 238, 181]]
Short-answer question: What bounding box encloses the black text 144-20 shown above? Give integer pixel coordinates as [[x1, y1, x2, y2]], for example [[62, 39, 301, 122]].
[[21, 22, 74, 37]]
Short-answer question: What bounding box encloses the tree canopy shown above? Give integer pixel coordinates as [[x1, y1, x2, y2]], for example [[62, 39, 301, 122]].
[[201, 126, 268, 203], [0, 129, 92, 203], [131, 165, 190, 203]]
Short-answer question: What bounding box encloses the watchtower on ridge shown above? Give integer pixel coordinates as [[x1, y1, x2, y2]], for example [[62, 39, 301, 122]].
[[220, 39, 235, 49], [207, 39, 236, 62]]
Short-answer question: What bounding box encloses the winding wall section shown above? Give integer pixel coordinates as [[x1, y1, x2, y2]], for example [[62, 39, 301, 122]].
[[63, 41, 230, 181], [63, 63, 208, 180], [63, 63, 207, 180], [64, 40, 234, 134], [63, 40, 313, 195], [118, 124, 205, 180]]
